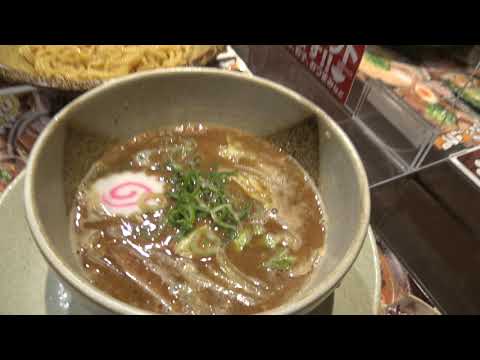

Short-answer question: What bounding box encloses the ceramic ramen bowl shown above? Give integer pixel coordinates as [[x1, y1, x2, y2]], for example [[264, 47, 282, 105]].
[[24, 68, 370, 314]]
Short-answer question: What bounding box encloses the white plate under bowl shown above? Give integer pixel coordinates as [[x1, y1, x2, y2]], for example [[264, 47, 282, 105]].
[[0, 172, 381, 315]]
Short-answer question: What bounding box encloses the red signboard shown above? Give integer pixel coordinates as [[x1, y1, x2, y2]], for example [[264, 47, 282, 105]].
[[286, 45, 366, 104]]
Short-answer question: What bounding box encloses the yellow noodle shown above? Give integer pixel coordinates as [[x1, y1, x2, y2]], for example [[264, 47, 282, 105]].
[[18, 45, 221, 81]]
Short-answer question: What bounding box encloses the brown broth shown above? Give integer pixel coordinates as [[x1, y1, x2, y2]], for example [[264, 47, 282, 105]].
[[70, 124, 326, 314]]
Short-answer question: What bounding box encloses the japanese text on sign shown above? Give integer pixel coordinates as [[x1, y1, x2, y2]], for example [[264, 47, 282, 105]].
[[286, 45, 365, 104]]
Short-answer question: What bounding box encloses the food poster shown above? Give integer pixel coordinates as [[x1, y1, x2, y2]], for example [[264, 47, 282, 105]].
[[0, 86, 54, 193], [377, 238, 439, 314], [357, 47, 480, 153], [451, 146, 480, 189], [286, 45, 366, 104], [214, 46, 251, 73]]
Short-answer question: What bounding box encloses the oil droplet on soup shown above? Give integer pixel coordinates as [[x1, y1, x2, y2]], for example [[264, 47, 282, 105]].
[[70, 124, 326, 314]]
